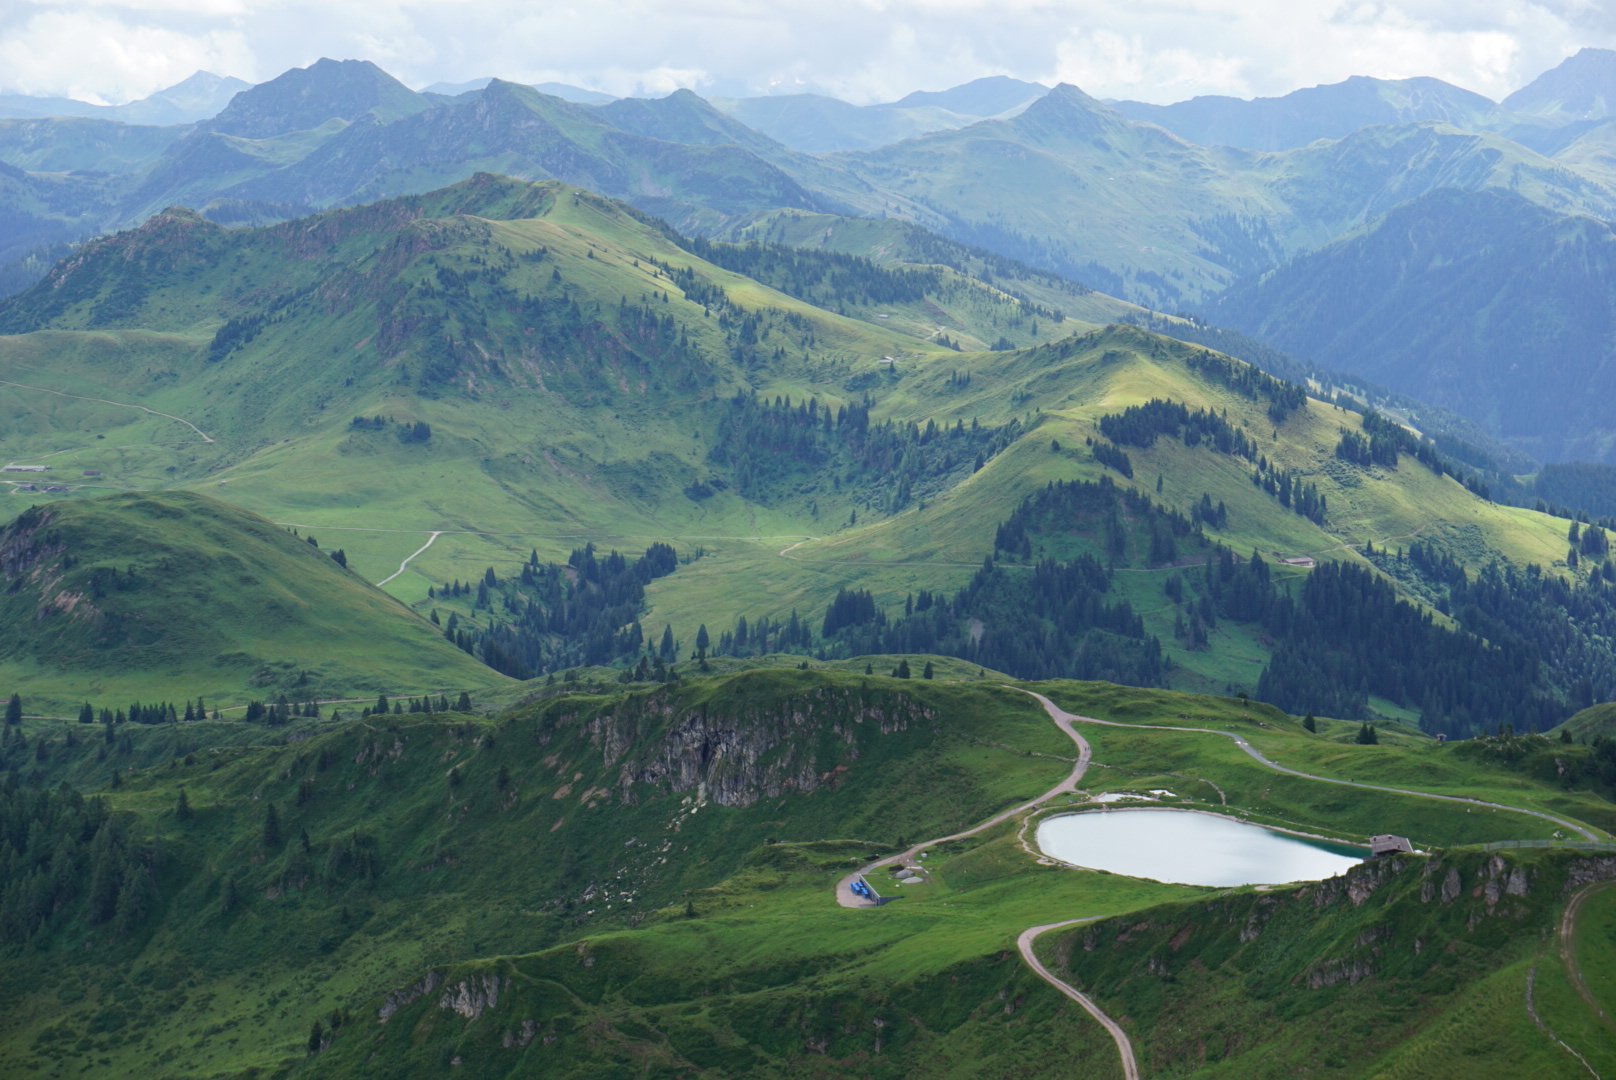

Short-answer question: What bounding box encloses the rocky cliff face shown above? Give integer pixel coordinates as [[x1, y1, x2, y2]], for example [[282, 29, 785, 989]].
[[0, 506, 99, 627], [541, 681, 939, 808]]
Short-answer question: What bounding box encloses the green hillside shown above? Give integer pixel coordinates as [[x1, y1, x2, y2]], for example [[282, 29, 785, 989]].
[[0, 490, 502, 710], [0, 669, 1610, 1079], [1560, 702, 1616, 740], [12, 59, 1616, 316], [1214, 187, 1616, 463], [827, 84, 1616, 305], [1, 177, 1612, 735]]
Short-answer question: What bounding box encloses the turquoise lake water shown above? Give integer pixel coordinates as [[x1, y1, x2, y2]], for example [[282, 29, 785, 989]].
[[1036, 808, 1365, 886]]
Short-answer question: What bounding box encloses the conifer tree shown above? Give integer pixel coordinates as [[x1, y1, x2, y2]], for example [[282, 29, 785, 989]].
[[78, 703, 94, 724], [1355, 723, 1379, 745], [4, 694, 19, 725], [374, 693, 389, 715], [895, 659, 911, 678], [175, 787, 192, 822], [263, 802, 282, 849], [923, 661, 935, 679], [1303, 712, 1317, 733], [456, 691, 473, 712]]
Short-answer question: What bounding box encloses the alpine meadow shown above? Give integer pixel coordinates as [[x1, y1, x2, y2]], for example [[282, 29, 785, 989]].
[[4, 22, 1616, 1080]]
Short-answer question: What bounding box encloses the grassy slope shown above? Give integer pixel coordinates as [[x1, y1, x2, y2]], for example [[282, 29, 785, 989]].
[[0, 179, 1591, 709], [1561, 702, 1616, 739], [6, 670, 1610, 1079], [823, 86, 1616, 306], [713, 206, 1152, 330], [0, 490, 502, 711], [641, 326, 1572, 693], [1038, 845, 1614, 1080]]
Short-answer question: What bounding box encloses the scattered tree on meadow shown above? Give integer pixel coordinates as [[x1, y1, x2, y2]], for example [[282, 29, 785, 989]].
[[263, 802, 282, 849]]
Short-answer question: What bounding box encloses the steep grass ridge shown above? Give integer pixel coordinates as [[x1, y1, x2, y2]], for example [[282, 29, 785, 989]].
[[0, 490, 500, 707]]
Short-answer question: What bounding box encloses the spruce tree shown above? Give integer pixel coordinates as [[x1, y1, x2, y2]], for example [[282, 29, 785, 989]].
[[895, 659, 911, 678], [923, 661, 934, 679], [456, 691, 473, 712], [4, 694, 20, 725], [1355, 722, 1378, 745], [307, 1020, 325, 1054], [263, 802, 282, 849], [374, 693, 389, 715], [1303, 712, 1317, 733], [175, 787, 192, 822], [78, 703, 94, 724]]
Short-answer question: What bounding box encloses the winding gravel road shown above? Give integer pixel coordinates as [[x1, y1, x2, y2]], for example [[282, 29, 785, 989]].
[[834, 688, 1608, 1080]]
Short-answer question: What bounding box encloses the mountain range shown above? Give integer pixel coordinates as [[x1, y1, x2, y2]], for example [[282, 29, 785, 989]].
[[6, 51, 1616, 467]]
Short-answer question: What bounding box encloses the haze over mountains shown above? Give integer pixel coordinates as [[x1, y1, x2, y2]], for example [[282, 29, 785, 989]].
[[5, 49, 1616, 466]]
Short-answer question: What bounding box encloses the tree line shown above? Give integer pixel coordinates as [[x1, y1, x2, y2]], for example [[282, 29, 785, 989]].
[[707, 390, 1021, 515], [431, 543, 682, 678], [0, 781, 153, 945]]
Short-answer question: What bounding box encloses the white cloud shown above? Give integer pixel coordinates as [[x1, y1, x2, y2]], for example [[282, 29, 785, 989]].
[[0, 10, 253, 102], [0, 0, 1610, 107]]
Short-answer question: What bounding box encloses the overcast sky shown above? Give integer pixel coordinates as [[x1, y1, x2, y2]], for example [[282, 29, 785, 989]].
[[1, 0, 1612, 107]]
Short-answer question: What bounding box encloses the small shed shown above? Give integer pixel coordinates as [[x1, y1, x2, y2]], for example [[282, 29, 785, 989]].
[[1369, 834, 1413, 857]]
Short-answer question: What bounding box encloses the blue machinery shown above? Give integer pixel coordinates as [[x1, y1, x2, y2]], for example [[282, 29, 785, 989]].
[[850, 876, 896, 906]]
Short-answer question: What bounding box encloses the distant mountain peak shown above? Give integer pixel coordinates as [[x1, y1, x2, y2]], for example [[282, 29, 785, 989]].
[[1110, 74, 1499, 151], [1504, 47, 1616, 122], [883, 75, 1049, 117], [201, 58, 430, 139]]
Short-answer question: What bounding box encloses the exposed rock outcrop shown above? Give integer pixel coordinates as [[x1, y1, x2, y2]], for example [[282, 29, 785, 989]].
[[439, 974, 502, 1020], [552, 684, 938, 808], [378, 970, 442, 1022]]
